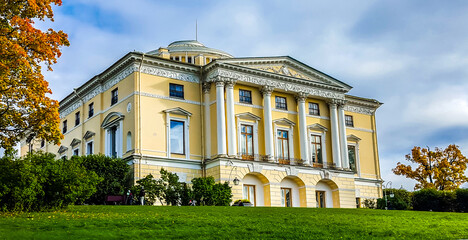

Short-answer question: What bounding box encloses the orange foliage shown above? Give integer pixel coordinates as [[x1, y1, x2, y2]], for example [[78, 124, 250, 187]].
[[0, 0, 69, 150], [393, 145, 468, 190]]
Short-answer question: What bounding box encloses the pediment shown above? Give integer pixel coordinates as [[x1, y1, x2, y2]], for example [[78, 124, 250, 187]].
[[83, 131, 95, 140], [273, 118, 296, 126], [347, 134, 361, 142], [308, 123, 328, 132], [217, 57, 352, 90], [101, 112, 125, 128], [235, 112, 261, 121], [70, 138, 81, 147], [58, 146, 68, 154], [164, 107, 192, 116]]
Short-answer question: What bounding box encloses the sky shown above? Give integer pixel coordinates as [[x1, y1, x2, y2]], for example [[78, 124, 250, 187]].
[[36, 0, 468, 190]]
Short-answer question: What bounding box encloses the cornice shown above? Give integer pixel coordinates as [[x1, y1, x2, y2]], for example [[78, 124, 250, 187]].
[[205, 66, 346, 100]]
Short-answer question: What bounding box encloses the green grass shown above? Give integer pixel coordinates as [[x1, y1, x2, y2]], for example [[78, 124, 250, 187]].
[[0, 206, 467, 239]]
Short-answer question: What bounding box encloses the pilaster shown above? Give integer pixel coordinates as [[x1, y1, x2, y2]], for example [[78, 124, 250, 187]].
[[261, 86, 274, 159], [296, 92, 309, 164], [216, 80, 227, 156], [338, 103, 350, 169]]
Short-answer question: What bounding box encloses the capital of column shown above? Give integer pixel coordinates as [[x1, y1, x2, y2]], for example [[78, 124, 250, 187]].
[[327, 98, 346, 107], [295, 92, 308, 103], [225, 79, 236, 89], [260, 86, 274, 96], [215, 80, 225, 87], [202, 82, 211, 94]]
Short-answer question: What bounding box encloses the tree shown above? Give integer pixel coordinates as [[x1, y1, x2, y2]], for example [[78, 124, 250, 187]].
[[0, 0, 69, 150], [393, 145, 468, 191]]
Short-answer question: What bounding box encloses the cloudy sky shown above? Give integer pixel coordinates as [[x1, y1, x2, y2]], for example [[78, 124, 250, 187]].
[[38, 0, 468, 190]]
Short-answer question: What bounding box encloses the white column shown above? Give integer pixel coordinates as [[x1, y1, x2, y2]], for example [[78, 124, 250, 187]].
[[297, 93, 309, 164], [226, 81, 237, 156], [203, 83, 211, 159], [329, 101, 342, 168], [216, 81, 227, 156], [338, 104, 349, 169], [262, 86, 274, 159]]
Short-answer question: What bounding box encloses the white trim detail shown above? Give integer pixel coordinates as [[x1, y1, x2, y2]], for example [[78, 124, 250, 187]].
[[346, 126, 374, 133], [235, 102, 263, 109], [236, 116, 260, 161], [308, 124, 328, 168], [140, 92, 201, 105], [274, 120, 295, 161], [165, 108, 191, 160]]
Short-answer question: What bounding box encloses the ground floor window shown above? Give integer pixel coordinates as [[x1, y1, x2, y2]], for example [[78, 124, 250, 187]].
[[170, 120, 185, 154], [281, 188, 292, 207], [86, 141, 93, 155], [243, 185, 256, 206], [316, 191, 326, 208], [73, 148, 79, 156]]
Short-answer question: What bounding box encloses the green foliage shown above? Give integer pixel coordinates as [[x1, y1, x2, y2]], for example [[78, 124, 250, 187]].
[[455, 188, 468, 212], [411, 188, 457, 212], [135, 174, 162, 205], [135, 169, 186, 206], [377, 188, 412, 210], [78, 155, 130, 205], [234, 199, 251, 204], [0, 152, 100, 212], [191, 176, 232, 206], [159, 169, 184, 206], [362, 199, 376, 209]]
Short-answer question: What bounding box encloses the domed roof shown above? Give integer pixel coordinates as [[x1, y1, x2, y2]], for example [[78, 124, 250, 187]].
[[147, 40, 233, 58]]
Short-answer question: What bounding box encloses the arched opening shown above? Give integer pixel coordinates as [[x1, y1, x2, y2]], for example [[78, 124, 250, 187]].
[[280, 176, 306, 207], [242, 173, 270, 207], [126, 131, 132, 152], [315, 179, 339, 208]]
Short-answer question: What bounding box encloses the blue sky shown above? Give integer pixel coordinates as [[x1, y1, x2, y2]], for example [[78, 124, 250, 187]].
[[38, 0, 468, 189]]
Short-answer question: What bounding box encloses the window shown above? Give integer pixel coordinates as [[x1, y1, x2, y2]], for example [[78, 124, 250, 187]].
[[88, 102, 94, 118], [275, 96, 287, 110], [345, 115, 354, 127], [169, 83, 184, 99], [239, 89, 252, 104], [187, 56, 192, 63], [62, 120, 67, 133], [348, 145, 357, 172], [73, 148, 79, 156], [281, 188, 292, 207], [311, 135, 323, 164], [40, 139, 45, 148], [86, 141, 93, 155], [356, 197, 361, 208], [277, 129, 289, 163], [243, 185, 256, 206], [109, 125, 117, 158], [126, 132, 132, 152], [75, 111, 80, 126], [309, 102, 320, 116], [170, 120, 185, 154], [316, 191, 326, 208], [175, 56, 180, 61], [240, 124, 254, 160], [111, 88, 118, 105]]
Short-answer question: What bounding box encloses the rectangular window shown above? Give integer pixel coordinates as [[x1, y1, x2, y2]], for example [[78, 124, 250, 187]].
[[309, 102, 320, 116], [88, 102, 94, 118], [239, 89, 252, 104], [73, 148, 79, 156], [316, 191, 326, 208], [87, 141, 93, 155], [169, 83, 184, 99], [75, 111, 80, 126], [348, 145, 357, 172], [240, 124, 254, 160], [187, 56, 192, 63], [277, 129, 289, 164], [175, 56, 180, 61], [109, 126, 117, 158], [62, 120, 67, 133], [345, 115, 354, 127], [311, 135, 323, 164], [281, 188, 292, 207], [356, 197, 361, 208], [170, 120, 185, 154], [275, 96, 287, 110], [243, 185, 256, 206], [111, 88, 118, 105]]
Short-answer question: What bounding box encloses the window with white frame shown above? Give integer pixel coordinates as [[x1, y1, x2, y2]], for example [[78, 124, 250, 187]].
[[348, 145, 357, 172], [170, 120, 185, 154], [274, 118, 295, 164], [308, 123, 328, 167], [347, 134, 361, 175], [164, 107, 191, 159], [126, 132, 132, 152], [236, 113, 260, 161], [240, 124, 254, 159], [310, 135, 323, 164], [101, 112, 124, 158], [86, 141, 93, 155], [277, 129, 289, 162], [73, 147, 79, 156]]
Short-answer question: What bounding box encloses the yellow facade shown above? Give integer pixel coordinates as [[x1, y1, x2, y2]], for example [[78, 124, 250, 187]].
[[23, 40, 383, 208]]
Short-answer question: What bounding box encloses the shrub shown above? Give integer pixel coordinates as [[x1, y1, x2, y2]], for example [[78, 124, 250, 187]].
[[362, 199, 376, 209], [455, 188, 468, 212], [377, 188, 412, 210], [412, 188, 441, 211], [0, 152, 100, 212], [191, 176, 232, 206], [78, 155, 130, 205]]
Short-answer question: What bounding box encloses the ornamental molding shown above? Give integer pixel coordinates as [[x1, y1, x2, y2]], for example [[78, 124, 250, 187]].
[[140, 66, 199, 83], [247, 162, 263, 173], [206, 69, 345, 100], [343, 104, 375, 115], [285, 166, 298, 176]]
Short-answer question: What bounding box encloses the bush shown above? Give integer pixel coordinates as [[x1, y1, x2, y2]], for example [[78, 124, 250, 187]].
[[78, 155, 130, 205], [191, 176, 232, 206], [455, 188, 468, 212], [0, 152, 101, 212], [377, 188, 412, 210]]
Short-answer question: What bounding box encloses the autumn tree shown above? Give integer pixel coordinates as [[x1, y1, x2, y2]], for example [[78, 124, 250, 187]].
[[393, 144, 468, 191], [0, 0, 69, 151]]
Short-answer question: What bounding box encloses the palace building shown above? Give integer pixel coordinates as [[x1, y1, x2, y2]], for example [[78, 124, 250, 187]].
[[22, 40, 383, 208]]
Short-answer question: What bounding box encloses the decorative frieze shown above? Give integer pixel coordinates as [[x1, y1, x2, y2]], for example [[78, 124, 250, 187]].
[[344, 105, 375, 115], [140, 66, 199, 83]]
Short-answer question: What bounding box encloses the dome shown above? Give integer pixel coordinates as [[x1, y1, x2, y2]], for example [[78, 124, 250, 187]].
[[147, 40, 233, 58]]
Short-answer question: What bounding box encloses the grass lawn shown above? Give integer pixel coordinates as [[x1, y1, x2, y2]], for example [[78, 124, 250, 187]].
[[0, 206, 467, 239]]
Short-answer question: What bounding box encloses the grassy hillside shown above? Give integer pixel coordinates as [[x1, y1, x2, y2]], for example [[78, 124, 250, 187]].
[[0, 206, 467, 239]]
